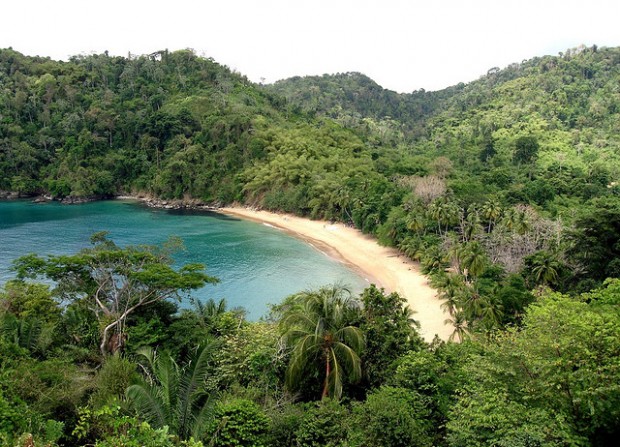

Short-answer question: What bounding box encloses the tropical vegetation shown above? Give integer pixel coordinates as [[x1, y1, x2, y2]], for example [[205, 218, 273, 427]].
[[1, 44, 620, 445]]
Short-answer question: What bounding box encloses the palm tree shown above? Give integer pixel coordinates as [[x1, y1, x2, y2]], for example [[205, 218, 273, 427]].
[[421, 245, 449, 275], [481, 199, 502, 233], [279, 286, 364, 400], [501, 205, 532, 235], [460, 206, 482, 242], [0, 313, 44, 352], [126, 342, 218, 440], [428, 198, 459, 236], [405, 207, 426, 234], [477, 295, 504, 331], [194, 297, 227, 320], [527, 250, 562, 288], [444, 309, 469, 343], [436, 273, 467, 317], [398, 236, 425, 261], [459, 241, 489, 279]]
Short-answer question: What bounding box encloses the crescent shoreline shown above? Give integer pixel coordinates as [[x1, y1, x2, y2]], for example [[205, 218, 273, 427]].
[[218, 207, 452, 343]]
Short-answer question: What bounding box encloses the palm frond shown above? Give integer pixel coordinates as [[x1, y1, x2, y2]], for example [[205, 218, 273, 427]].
[[176, 341, 218, 439], [329, 347, 343, 399], [191, 392, 218, 440], [333, 342, 362, 383], [126, 383, 168, 428]]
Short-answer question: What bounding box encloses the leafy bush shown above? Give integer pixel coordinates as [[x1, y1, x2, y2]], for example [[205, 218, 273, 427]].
[[293, 399, 350, 447], [349, 386, 433, 447], [208, 399, 269, 447]]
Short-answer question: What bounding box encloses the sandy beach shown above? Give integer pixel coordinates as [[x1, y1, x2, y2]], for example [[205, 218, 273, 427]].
[[219, 207, 452, 342]]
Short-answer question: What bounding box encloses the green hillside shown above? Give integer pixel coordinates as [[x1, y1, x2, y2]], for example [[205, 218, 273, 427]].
[[2, 44, 620, 288], [0, 48, 286, 201], [1, 45, 620, 446]]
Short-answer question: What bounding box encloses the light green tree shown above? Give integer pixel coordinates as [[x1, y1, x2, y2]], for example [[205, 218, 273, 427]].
[[13, 232, 218, 355]]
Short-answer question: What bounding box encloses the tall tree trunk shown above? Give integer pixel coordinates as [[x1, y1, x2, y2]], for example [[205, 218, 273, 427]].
[[322, 351, 331, 399]]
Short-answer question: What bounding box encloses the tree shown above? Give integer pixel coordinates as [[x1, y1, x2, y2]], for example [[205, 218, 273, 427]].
[[459, 206, 482, 242], [412, 175, 447, 204], [278, 285, 365, 400], [444, 309, 469, 343], [459, 241, 489, 280], [447, 289, 620, 446], [126, 343, 218, 441], [293, 399, 351, 447], [513, 135, 539, 165], [13, 232, 218, 355], [434, 272, 467, 317], [523, 250, 563, 288], [349, 386, 433, 447], [359, 285, 423, 389], [208, 399, 269, 447], [428, 198, 459, 236], [480, 199, 502, 233], [570, 196, 620, 281]]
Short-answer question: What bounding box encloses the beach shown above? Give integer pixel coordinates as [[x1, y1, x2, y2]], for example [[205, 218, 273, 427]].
[[219, 207, 452, 342]]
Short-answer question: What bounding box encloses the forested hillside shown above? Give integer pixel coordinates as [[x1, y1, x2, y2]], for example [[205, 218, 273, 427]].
[[1, 45, 620, 446], [0, 48, 287, 201]]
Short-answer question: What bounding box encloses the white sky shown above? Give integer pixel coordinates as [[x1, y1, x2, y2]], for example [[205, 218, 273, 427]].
[[2, 0, 618, 92]]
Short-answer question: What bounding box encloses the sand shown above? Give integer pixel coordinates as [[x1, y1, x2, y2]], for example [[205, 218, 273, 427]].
[[219, 207, 452, 342]]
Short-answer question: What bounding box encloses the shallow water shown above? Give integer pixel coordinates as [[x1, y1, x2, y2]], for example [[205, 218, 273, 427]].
[[0, 200, 367, 319]]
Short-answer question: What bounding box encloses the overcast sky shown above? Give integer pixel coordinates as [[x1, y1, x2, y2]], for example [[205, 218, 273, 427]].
[[2, 0, 618, 92]]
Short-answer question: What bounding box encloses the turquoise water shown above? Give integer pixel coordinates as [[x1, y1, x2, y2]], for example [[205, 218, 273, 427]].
[[0, 200, 368, 319]]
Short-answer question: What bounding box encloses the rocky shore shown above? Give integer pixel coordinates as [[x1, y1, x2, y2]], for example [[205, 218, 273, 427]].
[[119, 195, 222, 212], [0, 190, 25, 200], [1, 191, 223, 211]]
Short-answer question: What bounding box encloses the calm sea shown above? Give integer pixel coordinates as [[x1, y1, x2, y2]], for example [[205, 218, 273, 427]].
[[0, 200, 367, 319]]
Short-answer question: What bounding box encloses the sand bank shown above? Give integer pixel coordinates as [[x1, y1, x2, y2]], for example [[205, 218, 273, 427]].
[[219, 207, 452, 342]]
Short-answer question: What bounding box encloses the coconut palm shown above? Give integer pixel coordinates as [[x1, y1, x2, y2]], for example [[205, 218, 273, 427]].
[[436, 273, 467, 317], [398, 236, 425, 261], [444, 309, 469, 343], [459, 241, 489, 279], [526, 250, 562, 288], [421, 245, 450, 275], [126, 342, 218, 440], [428, 197, 459, 236], [478, 295, 504, 331], [501, 205, 532, 235], [405, 208, 426, 234], [279, 285, 364, 400], [447, 240, 465, 275], [459, 206, 482, 242], [481, 199, 502, 233]]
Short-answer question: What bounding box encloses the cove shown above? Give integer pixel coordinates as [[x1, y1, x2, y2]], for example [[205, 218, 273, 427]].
[[0, 200, 368, 319]]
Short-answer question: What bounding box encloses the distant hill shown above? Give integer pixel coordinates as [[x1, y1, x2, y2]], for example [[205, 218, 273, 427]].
[[267, 71, 459, 140]]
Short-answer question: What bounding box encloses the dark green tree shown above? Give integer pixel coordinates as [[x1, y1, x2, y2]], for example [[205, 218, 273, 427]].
[[359, 285, 423, 389], [513, 136, 539, 165], [126, 343, 218, 441], [278, 286, 364, 400]]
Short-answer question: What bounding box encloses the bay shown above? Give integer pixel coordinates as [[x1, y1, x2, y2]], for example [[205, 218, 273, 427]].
[[0, 200, 368, 319]]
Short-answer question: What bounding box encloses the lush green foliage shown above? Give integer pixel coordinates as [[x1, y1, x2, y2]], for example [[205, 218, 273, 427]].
[[126, 343, 218, 440], [208, 399, 269, 447], [277, 285, 365, 400], [13, 232, 217, 355], [349, 386, 433, 447], [2, 44, 620, 446], [358, 285, 424, 388]]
